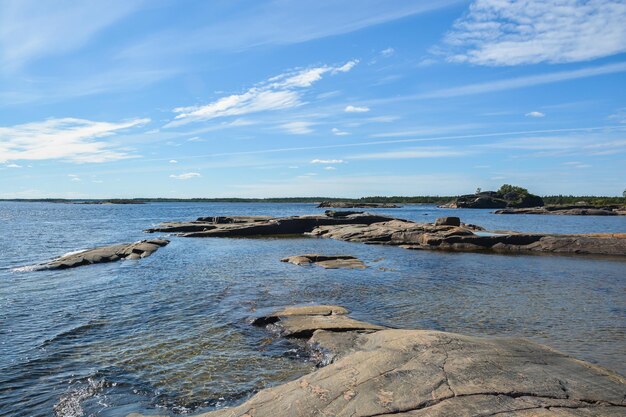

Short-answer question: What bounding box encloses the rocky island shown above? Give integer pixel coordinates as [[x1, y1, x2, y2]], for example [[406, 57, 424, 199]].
[[441, 184, 545, 209], [128, 304, 626, 417], [146, 211, 626, 257]]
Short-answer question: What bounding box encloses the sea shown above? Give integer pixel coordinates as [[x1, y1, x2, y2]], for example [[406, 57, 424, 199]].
[[0, 201, 624, 417]]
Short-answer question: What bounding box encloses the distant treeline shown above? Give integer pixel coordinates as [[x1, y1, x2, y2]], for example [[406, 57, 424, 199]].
[[2, 195, 624, 205]]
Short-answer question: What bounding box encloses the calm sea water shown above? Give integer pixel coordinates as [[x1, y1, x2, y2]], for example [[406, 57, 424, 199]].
[[1, 202, 625, 417]]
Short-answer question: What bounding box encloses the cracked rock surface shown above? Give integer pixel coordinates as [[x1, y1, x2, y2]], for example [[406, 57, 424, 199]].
[[129, 306, 626, 417]]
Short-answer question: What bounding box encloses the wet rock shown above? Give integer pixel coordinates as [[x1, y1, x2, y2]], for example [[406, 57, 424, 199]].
[[317, 201, 401, 208], [251, 305, 349, 326], [252, 305, 384, 338], [281, 254, 366, 269], [434, 216, 461, 226], [142, 305, 626, 417], [38, 239, 169, 270]]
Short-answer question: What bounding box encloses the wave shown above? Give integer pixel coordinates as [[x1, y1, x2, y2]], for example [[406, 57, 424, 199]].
[[53, 377, 111, 417], [41, 320, 108, 348]]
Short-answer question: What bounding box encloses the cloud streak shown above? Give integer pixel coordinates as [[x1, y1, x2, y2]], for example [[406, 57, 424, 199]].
[[0, 117, 149, 163], [166, 61, 358, 127]]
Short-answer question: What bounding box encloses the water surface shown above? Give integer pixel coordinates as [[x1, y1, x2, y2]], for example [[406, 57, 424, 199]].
[[1, 202, 624, 416]]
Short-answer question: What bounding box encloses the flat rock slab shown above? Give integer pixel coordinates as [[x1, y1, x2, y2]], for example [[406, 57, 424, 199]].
[[278, 315, 386, 338], [145, 212, 396, 237], [164, 329, 626, 417], [495, 205, 625, 216], [281, 254, 366, 269], [251, 305, 349, 326], [39, 239, 169, 270]]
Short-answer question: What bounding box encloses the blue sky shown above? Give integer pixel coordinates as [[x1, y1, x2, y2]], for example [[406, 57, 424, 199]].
[[1, 0, 625, 198]]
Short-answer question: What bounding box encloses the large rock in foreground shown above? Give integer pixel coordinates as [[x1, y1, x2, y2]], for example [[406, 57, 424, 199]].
[[130, 306, 626, 417], [37, 239, 169, 270]]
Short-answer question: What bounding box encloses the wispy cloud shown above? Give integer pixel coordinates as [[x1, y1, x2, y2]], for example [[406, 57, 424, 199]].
[[406, 62, 626, 99], [345, 105, 370, 113], [0, 117, 149, 163], [280, 121, 315, 135], [311, 159, 344, 164], [169, 172, 201, 180], [166, 61, 358, 127], [349, 146, 468, 160], [120, 1, 457, 60], [0, 0, 145, 71], [525, 111, 545, 118], [442, 0, 626, 65], [331, 127, 350, 136]]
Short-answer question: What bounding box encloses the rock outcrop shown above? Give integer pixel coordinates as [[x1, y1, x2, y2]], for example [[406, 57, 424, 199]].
[[36, 239, 169, 270], [281, 254, 366, 269], [317, 201, 401, 208], [495, 205, 626, 216], [145, 212, 396, 237], [443, 186, 544, 209], [128, 305, 626, 417], [146, 211, 626, 257], [309, 220, 626, 256]]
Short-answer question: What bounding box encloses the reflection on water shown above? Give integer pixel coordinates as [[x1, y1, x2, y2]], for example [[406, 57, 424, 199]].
[[1, 202, 625, 416]]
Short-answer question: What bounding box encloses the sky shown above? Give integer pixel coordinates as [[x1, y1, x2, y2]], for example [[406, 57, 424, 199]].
[[1, 0, 625, 199]]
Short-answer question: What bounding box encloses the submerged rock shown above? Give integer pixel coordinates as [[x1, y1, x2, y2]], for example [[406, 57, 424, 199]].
[[281, 254, 366, 269], [37, 239, 169, 270], [130, 305, 626, 417]]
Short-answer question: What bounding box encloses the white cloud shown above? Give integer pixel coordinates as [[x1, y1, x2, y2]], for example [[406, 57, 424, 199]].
[[68, 174, 81, 182], [0, 117, 149, 163], [311, 159, 344, 164], [525, 111, 545, 118], [443, 0, 626, 66], [169, 172, 201, 180], [280, 121, 315, 135], [345, 105, 370, 113], [331, 127, 350, 136], [350, 146, 469, 160], [5, 163, 22, 168], [324, 166, 337, 170], [169, 159, 178, 163], [187, 136, 204, 142], [563, 161, 592, 169], [381, 47, 395, 57], [167, 61, 358, 127], [608, 108, 626, 123]]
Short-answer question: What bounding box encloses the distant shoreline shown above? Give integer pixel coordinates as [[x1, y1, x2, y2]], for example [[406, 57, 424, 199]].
[[1, 195, 625, 206]]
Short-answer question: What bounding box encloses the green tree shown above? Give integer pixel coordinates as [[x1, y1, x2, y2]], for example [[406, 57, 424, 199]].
[[498, 184, 529, 196]]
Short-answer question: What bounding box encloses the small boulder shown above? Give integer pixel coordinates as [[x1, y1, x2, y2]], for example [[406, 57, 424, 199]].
[[435, 216, 461, 226], [281, 254, 366, 269]]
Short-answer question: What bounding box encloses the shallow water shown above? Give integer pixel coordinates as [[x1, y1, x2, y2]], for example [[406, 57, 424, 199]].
[[1, 202, 625, 417]]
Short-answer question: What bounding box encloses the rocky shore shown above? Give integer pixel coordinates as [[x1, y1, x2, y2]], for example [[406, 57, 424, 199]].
[[495, 205, 626, 216], [146, 212, 626, 257], [128, 304, 626, 417], [35, 238, 169, 270], [317, 201, 401, 208]]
